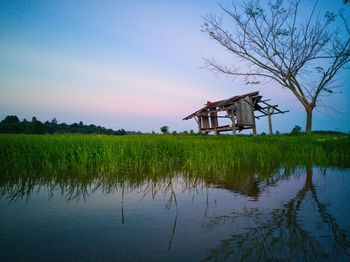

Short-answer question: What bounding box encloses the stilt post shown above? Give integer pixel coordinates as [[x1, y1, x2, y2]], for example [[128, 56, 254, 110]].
[[268, 107, 274, 135]]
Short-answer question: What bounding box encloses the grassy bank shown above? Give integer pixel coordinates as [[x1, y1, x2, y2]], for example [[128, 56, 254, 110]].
[[0, 133, 349, 201], [1, 134, 349, 177]]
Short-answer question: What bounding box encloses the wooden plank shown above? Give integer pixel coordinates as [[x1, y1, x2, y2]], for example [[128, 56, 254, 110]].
[[201, 113, 210, 129], [255, 110, 289, 118], [246, 97, 257, 135], [210, 111, 218, 129], [268, 107, 274, 135], [236, 98, 255, 126], [229, 109, 236, 135]]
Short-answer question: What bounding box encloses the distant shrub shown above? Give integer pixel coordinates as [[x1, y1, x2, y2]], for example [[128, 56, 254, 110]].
[[160, 126, 169, 134], [291, 125, 302, 135]]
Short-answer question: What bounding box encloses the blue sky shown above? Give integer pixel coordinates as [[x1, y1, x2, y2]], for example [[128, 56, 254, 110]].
[[0, 0, 349, 133]]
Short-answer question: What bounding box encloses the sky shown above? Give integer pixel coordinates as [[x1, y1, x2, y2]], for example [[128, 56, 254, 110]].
[[0, 0, 349, 133]]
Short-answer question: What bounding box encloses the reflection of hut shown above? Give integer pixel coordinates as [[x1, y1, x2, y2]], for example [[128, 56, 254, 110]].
[[204, 169, 283, 200], [183, 91, 288, 135], [206, 178, 261, 199]]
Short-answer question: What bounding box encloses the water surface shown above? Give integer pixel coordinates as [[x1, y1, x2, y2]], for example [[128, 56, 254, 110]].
[[1, 166, 349, 261]]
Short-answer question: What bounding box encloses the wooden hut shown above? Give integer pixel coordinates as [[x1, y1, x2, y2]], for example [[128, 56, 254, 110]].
[[183, 91, 288, 135]]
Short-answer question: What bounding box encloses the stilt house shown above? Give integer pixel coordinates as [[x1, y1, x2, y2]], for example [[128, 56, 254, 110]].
[[183, 91, 288, 135]]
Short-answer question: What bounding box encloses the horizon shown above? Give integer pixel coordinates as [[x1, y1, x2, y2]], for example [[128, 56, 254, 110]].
[[1, 0, 350, 134], [3, 114, 348, 134]]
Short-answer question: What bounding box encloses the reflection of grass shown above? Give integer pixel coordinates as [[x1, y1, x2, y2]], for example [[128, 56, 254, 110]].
[[1, 133, 348, 202], [1, 134, 349, 176], [1, 133, 348, 259]]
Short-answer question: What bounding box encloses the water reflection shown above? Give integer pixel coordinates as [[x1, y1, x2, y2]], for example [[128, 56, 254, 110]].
[[0, 166, 349, 261], [204, 166, 350, 261], [0, 165, 283, 203]]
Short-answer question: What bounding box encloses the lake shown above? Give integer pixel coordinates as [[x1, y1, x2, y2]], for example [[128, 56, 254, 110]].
[[1, 166, 349, 261]]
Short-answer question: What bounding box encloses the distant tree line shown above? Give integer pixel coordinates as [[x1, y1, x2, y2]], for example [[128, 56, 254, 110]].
[[4, 115, 340, 136], [0, 115, 127, 135]]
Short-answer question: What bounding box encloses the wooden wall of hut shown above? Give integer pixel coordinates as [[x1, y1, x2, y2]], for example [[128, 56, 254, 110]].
[[210, 112, 218, 129], [201, 113, 210, 129], [235, 98, 254, 126]]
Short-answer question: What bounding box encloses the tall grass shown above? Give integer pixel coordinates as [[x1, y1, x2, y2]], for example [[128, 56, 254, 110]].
[[0, 134, 349, 201], [1, 133, 349, 176]]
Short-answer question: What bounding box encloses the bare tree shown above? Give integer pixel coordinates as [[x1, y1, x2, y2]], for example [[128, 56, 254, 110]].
[[203, 0, 350, 133]]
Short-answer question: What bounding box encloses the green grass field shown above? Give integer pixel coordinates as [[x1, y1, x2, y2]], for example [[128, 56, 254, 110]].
[[1, 133, 349, 201], [1, 133, 349, 176]]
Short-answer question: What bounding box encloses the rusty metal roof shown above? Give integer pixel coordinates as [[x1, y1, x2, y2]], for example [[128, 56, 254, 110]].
[[183, 91, 260, 120]]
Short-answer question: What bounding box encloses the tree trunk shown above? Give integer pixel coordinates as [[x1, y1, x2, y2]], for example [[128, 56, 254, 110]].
[[305, 165, 313, 188], [305, 107, 313, 134]]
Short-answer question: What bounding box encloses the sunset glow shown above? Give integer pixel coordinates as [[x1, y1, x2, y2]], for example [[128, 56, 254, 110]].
[[1, 0, 349, 132]]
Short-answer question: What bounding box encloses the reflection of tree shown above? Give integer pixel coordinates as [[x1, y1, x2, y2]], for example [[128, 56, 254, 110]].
[[2, 164, 348, 258], [204, 166, 350, 261]]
